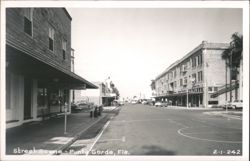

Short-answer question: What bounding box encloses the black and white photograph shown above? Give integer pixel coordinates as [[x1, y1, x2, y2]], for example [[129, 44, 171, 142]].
[[0, 1, 249, 161]]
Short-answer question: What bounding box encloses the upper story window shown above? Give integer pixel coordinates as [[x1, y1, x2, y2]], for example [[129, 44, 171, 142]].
[[192, 57, 196, 68], [174, 70, 177, 78], [192, 73, 196, 83], [197, 54, 203, 66], [62, 40, 67, 60], [24, 8, 33, 36], [180, 79, 183, 86], [198, 71, 203, 82], [49, 26, 55, 52]]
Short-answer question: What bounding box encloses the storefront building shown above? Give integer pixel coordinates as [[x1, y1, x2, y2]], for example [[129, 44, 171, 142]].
[[6, 8, 97, 128], [154, 41, 236, 108]]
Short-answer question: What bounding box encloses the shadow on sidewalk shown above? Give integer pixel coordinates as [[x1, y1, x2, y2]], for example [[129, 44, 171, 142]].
[[6, 113, 106, 155]]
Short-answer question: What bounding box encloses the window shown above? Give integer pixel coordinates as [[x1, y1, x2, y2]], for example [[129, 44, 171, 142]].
[[192, 57, 196, 67], [180, 79, 183, 86], [198, 71, 203, 82], [37, 87, 48, 107], [62, 40, 67, 60], [49, 27, 55, 51], [192, 73, 196, 83], [184, 77, 187, 84], [214, 87, 218, 92], [198, 55, 203, 66], [208, 87, 213, 91], [173, 70, 176, 78], [24, 8, 33, 36]]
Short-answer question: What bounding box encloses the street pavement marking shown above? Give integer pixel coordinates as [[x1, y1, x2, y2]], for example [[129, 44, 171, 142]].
[[177, 127, 242, 144], [86, 120, 111, 156], [184, 131, 242, 135]]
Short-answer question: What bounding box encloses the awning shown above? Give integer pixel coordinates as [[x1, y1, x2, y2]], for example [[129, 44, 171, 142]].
[[6, 44, 98, 89], [102, 93, 116, 98]]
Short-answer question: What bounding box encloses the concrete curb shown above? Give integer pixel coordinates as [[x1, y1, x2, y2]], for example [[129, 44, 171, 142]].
[[153, 105, 222, 111], [203, 111, 242, 120], [53, 114, 109, 155]]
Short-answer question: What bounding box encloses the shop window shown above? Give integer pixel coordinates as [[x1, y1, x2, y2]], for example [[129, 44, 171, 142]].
[[37, 87, 48, 107], [24, 8, 33, 36], [50, 89, 60, 106]]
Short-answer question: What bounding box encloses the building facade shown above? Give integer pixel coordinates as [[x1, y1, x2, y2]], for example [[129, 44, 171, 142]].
[[6, 8, 97, 128], [77, 82, 117, 107], [154, 41, 239, 108]]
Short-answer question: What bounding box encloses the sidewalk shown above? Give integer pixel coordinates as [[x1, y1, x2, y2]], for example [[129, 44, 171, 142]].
[[102, 106, 118, 111], [203, 110, 242, 119], [6, 112, 108, 155], [159, 105, 222, 110]]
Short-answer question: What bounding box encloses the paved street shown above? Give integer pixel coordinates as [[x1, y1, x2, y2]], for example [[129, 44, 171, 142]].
[[64, 104, 242, 156]]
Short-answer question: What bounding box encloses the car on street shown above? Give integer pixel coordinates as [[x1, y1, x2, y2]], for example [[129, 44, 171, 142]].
[[223, 100, 243, 110], [155, 101, 168, 107], [71, 102, 94, 112], [141, 100, 148, 105], [230, 100, 243, 109], [131, 100, 137, 104]]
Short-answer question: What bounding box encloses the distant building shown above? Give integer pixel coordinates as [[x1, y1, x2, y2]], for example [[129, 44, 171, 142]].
[[154, 41, 239, 108], [6, 8, 97, 128], [79, 82, 117, 106]]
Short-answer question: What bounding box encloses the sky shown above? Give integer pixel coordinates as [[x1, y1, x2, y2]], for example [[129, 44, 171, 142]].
[[66, 8, 242, 99]]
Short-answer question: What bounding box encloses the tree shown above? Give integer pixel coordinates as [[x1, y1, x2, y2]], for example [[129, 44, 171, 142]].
[[221, 32, 243, 102], [150, 80, 156, 90], [110, 81, 120, 99]]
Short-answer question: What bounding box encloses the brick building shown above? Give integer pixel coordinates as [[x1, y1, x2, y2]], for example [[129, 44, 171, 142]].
[[6, 8, 97, 128], [154, 41, 239, 108]]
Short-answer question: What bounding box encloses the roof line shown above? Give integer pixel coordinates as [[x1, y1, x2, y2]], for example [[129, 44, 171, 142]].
[[63, 8, 72, 21], [155, 42, 229, 80]]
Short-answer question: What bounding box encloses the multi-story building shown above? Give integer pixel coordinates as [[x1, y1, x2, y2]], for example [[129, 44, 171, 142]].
[[6, 8, 97, 128], [154, 41, 240, 108]]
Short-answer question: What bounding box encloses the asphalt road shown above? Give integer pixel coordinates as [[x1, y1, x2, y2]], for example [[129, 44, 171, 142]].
[[65, 104, 242, 156]]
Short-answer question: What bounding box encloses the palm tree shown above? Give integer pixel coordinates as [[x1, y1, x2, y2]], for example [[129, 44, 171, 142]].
[[221, 48, 231, 101], [221, 32, 243, 102]]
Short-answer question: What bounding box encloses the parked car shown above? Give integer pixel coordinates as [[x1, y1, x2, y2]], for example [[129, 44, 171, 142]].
[[155, 101, 168, 107], [71, 102, 93, 112], [223, 100, 243, 110], [230, 100, 243, 109], [131, 100, 137, 104], [141, 100, 148, 105], [223, 101, 233, 109]]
